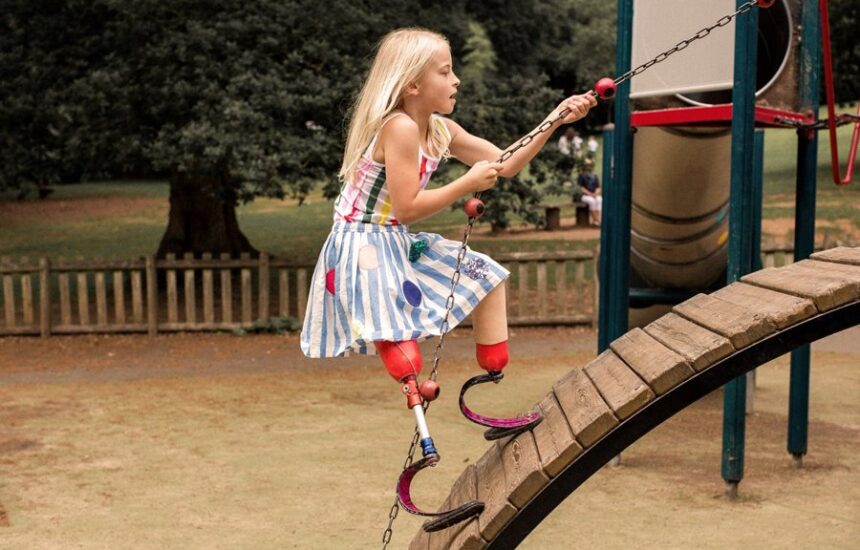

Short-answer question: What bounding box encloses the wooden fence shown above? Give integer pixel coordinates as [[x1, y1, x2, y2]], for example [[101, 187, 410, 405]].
[[0, 250, 598, 337]]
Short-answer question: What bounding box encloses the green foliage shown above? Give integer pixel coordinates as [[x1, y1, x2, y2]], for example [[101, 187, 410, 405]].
[[234, 316, 303, 335], [829, 0, 859, 102], [0, 0, 617, 230]]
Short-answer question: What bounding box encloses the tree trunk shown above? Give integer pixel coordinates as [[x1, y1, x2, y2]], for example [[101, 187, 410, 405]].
[[156, 173, 257, 258]]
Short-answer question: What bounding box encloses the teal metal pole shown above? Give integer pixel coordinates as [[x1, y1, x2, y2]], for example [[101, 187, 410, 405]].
[[753, 129, 764, 272], [722, 0, 759, 495], [788, 0, 821, 467], [598, 0, 634, 354], [598, 123, 615, 353]]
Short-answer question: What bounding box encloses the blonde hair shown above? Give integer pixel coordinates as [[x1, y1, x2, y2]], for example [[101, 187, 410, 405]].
[[339, 28, 452, 185]]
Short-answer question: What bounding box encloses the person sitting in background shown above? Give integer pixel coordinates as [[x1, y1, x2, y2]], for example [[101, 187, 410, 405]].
[[576, 158, 602, 226], [557, 127, 582, 158]]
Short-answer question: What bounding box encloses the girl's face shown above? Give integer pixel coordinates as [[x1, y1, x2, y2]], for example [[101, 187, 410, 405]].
[[415, 42, 460, 114]]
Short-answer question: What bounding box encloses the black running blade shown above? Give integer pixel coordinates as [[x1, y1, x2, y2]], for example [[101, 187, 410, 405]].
[[422, 500, 485, 532]]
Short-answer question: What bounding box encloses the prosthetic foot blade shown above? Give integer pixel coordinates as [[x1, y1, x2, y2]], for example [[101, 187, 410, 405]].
[[422, 500, 485, 532], [396, 454, 484, 530], [459, 372, 544, 436]]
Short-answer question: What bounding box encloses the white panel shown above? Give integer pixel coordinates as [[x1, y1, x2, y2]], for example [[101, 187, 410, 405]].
[[631, 0, 736, 99]]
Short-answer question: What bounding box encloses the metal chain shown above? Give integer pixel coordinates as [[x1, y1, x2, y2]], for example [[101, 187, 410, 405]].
[[774, 113, 860, 131], [382, 1, 763, 547], [612, 0, 758, 88]]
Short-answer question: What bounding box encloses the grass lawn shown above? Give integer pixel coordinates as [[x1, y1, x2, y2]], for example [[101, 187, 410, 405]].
[[1, 105, 857, 263]]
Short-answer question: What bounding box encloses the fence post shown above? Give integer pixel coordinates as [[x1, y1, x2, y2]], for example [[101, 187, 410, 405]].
[[146, 255, 158, 335], [259, 252, 270, 320], [39, 257, 51, 337]]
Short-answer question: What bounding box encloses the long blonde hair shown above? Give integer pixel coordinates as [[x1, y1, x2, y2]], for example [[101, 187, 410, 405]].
[[339, 28, 452, 185]]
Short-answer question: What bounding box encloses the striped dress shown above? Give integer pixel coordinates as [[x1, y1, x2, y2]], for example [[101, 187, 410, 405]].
[[300, 114, 510, 358]]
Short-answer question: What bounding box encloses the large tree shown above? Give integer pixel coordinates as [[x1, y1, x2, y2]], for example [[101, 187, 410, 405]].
[[2, 0, 617, 249]]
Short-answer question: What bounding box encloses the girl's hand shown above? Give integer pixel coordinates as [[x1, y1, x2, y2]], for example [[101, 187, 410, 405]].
[[464, 160, 504, 192], [552, 93, 598, 125]]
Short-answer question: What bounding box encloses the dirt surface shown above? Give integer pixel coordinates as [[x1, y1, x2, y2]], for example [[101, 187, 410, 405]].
[[0, 327, 858, 549]]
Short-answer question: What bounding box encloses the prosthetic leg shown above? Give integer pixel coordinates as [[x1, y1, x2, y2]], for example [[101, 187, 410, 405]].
[[376, 340, 484, 532], [459, 340, 543, 440]]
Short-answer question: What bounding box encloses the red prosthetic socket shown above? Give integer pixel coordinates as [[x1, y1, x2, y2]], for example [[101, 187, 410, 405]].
[[376, 340, 427, 409], [476, 340, 509, 373], [375, 340, 423, 382]]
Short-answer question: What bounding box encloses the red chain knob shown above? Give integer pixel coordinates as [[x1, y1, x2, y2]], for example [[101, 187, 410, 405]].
[[464, 198, 485, 218], [756, 0, 776, 7], [594, 77, 617, 100], [419, 380, 440, 402]]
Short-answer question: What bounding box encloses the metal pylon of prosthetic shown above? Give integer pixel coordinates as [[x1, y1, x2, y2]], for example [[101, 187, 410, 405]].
[[381, 2, 776, 546]]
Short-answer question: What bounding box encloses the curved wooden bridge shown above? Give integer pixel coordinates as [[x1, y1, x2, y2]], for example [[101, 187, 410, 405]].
[[410, 246, 860, 550]]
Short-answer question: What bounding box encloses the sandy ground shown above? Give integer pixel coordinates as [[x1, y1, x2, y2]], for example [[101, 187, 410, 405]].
[[0, 327, 858, 549]]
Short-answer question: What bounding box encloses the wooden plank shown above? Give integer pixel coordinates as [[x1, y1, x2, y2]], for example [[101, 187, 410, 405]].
[[584, 350, 655, 420], [221, 253, 233, 323], [145, 255, 157, 335], [810, 246, 860, 266], [39, 258, 51, 337], [202, 253, 214, 324], [575, 260, 586, 311], [674, 293, 776, 349], [166, 253, 178, 323], [536, 262, 547, 318], [59, 272, 71, 326], [113, 271, 126, 324], [494, 250, 594, 262], [475, 443, 516, 541], [426, 465, 481, 550], [712, 282, 817, 329], [3, 270, 15, 327], [531, 392, 582, 477], [131, 271, 143, 323], [644, 312, 734, 372], [279, 269, 289, 316], [184, 252, 196, 324], [241, 252, 252, 324], [552, 367, 618, 448], [798, 258, 860, 280], [21, 269, 34, 325], [259, 252, 270, 320], [517, 263, 527, 318], [500, 430, 549, 508], [95, 271, 108, 325], [448, 521, 485, 550], [296, 268, 308, 322], [554, 261, 566, 316], [76, 270, 90, 325], [741, 265, 859, 312], [609, 328, 695, 395]]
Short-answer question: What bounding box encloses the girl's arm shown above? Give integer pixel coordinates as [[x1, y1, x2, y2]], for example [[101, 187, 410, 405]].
[[380, 115, 502, 225], [446, 93, 597, 178]]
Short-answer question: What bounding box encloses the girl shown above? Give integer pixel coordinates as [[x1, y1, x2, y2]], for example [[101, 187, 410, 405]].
[[300, 27, 595, 524]]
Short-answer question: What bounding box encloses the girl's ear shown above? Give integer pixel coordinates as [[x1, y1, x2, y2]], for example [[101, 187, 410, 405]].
[[404, 81, 419, 96]]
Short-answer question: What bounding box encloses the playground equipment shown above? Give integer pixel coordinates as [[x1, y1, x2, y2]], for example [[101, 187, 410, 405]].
[[409, 247, 860, 549], [385, 0, 856, 544]]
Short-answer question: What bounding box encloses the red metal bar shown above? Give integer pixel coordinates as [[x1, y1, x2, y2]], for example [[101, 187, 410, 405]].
[[820, 0, 859, 186], [631, 104, 812, 128]]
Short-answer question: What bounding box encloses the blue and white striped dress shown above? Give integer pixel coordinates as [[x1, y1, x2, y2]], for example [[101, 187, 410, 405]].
[[300, 115, 510, 358]]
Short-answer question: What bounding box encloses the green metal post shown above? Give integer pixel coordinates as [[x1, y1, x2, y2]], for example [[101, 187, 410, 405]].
[[598, 0, 634, 354], [788, 0, 821, 467], [722, 0, 759, 495], [598, 123, 615, 353]]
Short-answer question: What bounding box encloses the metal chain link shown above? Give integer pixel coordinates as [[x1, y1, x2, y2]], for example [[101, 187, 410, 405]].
[[612, 0, 758, 88], [381, 2, 763, 547], [774, 113, 860, 131]]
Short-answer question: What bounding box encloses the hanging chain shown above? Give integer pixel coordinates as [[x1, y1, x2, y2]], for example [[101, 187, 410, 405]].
[[382, 2, 764, 547], [613, 0, 759, 88], [774, 113, 860, 131]]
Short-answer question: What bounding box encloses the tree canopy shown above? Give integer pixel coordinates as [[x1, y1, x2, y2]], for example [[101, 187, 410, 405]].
[[2, 0, 854, 248]]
